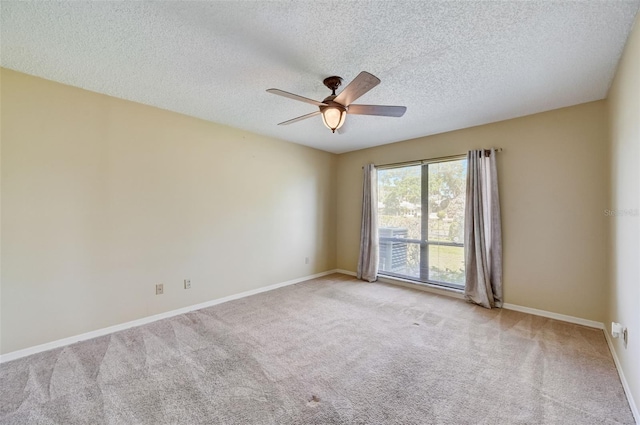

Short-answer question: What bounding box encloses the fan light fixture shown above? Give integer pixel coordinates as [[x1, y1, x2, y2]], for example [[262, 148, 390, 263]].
[[266, 71, 407, 134], [320, 104, 347, 133]]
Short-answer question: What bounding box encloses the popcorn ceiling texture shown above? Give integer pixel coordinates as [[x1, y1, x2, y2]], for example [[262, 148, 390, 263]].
[[1, 1, 638, 153]]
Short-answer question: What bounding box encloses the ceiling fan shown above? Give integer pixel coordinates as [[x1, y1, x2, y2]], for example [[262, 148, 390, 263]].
[[267, 71, 407, 133]]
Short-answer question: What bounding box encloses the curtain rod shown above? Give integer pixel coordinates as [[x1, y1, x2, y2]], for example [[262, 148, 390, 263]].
[[364, 148, 502, 169]]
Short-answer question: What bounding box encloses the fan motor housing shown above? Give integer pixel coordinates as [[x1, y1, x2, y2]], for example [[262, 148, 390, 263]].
[[319, 97, 348, 113]]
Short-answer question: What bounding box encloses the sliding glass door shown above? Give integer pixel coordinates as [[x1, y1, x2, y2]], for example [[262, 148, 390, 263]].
[[377, 158, 467, 289]]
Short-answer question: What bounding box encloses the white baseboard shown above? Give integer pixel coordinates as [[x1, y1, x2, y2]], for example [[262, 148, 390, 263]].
[[501, 303, 604, 329], [603, 328, 639, 423], [3, 268, 637, 424], [372, 273, 637, 420], [316, 269, 639, 421], [0, 270, 339, 364], [336, 271, 603, 329], [500, 304, 638, 422]]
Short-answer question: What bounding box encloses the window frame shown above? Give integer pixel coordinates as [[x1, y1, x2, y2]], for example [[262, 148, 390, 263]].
[[376, 155, 467, 290]]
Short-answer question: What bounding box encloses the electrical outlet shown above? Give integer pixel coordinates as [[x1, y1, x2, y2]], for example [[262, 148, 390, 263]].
[[156, 284, 164, 295], [305, 257, 309, 264], [612, 322, 624, 338], [184, 279, 191, 289]]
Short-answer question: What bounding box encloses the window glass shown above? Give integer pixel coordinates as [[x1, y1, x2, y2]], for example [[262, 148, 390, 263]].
[[377, 158, 466, 289]]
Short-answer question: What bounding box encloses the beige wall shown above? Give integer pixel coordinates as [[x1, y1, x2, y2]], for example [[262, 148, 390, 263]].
[[0, 50, 631, 394], [607, 14, 640, 417], [0, 69, 337, 354], [337, 101, 610, 322]]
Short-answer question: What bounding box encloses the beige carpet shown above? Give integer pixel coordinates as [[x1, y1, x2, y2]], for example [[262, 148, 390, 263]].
[[0, 273, 634, 424]]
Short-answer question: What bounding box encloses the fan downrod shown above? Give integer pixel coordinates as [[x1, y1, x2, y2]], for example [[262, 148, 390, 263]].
[[323, 76, 343, 96]]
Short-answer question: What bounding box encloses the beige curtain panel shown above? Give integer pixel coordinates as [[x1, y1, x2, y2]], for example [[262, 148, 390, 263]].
[[464, 149, 503, 308], [357, 164, 379, 282]]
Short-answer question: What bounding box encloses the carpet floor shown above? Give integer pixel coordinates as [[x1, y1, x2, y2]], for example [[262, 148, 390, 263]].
[[0, 273, 634, 424]]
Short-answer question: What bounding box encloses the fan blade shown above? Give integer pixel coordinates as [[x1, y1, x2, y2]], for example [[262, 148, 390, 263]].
[[267, 89, 327, 106], [277, 111, 321, 126], [334, 71, 380, 106], [348, 104, 407, 117]]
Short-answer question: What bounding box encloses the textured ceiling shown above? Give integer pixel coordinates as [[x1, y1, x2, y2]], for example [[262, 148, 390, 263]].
[[1, 1, 639, 154]]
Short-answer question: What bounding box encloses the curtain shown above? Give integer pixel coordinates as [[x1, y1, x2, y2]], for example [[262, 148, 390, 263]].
[[464, 149, 503, 308], [357, 164, 379, 282]]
